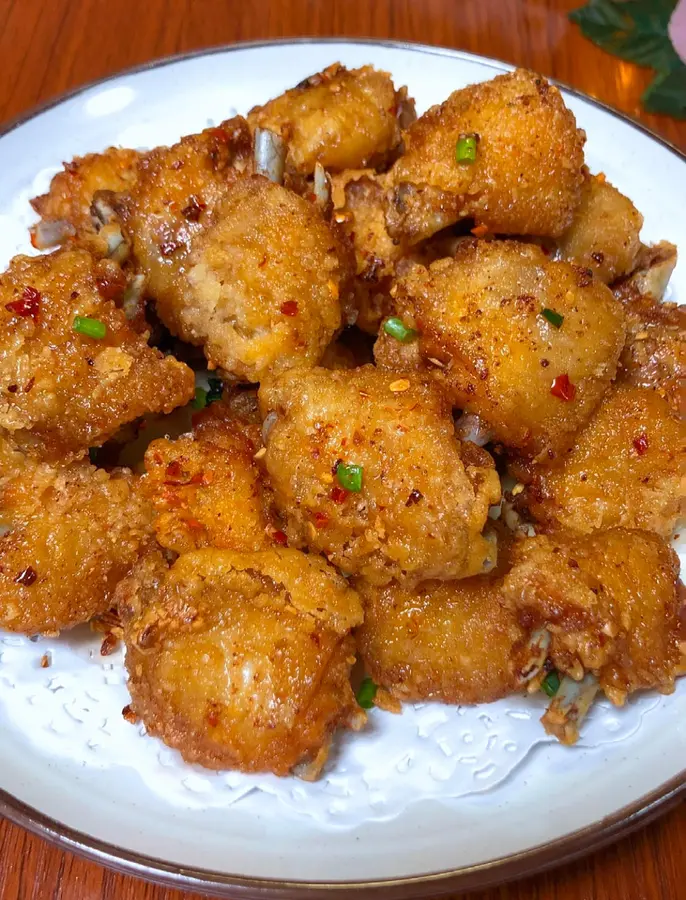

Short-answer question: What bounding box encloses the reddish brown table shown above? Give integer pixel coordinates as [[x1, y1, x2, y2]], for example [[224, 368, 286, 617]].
[[1, 1, 684, 898]]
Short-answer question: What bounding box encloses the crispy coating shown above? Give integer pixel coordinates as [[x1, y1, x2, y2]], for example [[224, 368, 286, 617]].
[[614, 247, 685, 419], [30, 147, 140, 253], [336, 173, 402, 333], [515, 385, 686, 537], [248, 64, 412, 175], [333, 171, 466, 333], [259, 366, 500, 586], [356, 535, 524, 704], [125, 126, 351, 381], [0, 438, 153, 634], [502, 529, 682, 705], [385, 69, 586, 243], [557, 174, 643, 283], [118, 547, 364, 775], [142, 401, 276, 554], [376, 240, 626, 458], [0, 249, 194, 459]]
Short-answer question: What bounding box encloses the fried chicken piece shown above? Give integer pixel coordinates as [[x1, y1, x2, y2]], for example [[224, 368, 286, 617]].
[[30, 147, 140, 254], [335, 173, 402, 333], [613, 244, 685, 419], [118, 547, 364, 775], [502, 529, 682, 710], [375, 240, 626, 459], [258, 366, 500, 586], [356, 532, 523, 704], [332, 171, 467, 333], [514, 385, 686, 537], [0, 249, 194, 460], [247, 64, 413, 175], [124, 121, 351, 381], [0, 437, 153, 634], [385, 69, 586, 244], [556, 174, 643, 284], [142, 400, 276, 554]]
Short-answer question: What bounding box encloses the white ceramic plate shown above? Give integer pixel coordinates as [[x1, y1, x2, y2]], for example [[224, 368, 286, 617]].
[[0, 39, 684, 898]]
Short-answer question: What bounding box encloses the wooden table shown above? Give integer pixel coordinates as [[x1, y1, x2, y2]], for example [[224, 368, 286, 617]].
[[0, 0, 684, 898]]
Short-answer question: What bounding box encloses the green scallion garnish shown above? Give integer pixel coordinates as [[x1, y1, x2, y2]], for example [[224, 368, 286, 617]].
[[356, 676, 377, 709], [383, 317, 418, 343], [206, 377, 223, 404], [541, 308, 564, 329], [541, 670, 561, 698], [73, 315, 106, 339], [455, 133, 478, 164], [336, 462, 363, 493], [192, 387, 208, 410]]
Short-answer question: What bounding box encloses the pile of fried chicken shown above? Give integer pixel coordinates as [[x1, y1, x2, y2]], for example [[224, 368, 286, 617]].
[[1, 63, 684, 778]]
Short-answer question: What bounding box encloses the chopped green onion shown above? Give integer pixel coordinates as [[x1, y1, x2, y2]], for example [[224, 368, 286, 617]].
[[206, 377, 223, 404], [541, 670, 561, 698], [356, 676, 377, 709], [336, 462, 363, 493], [541, 308, 564, 329], [455, 133, 478, 164], [73, 315, 106, 339], [383, 317, 418, 343], [192, 387, 208, 410]]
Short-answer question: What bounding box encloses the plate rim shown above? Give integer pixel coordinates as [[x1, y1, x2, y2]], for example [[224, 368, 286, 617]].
[[0, 36, 684, 897]]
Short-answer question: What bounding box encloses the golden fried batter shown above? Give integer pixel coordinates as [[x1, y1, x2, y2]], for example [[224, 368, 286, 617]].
[[557, 174, 643, 283], [502, 529, 682, 706], [0, 249, 194, 459], [385, 69, 586, 243], [248, 64, 412, 175], [515, 385, 686, 537], [376, 240, 626, 458], [30, 147, 140, 253], [259, 366, 500, 586], [614, 250, 685, 419], [118, 547, 364, 775], [125, 126, 351, 381], [356, 535, 523, 704], [0, 438, 153, 634], [142, 400, 276, 554]]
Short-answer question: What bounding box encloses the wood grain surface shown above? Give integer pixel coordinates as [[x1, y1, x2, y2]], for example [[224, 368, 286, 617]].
[[0, 1, 684, 898]]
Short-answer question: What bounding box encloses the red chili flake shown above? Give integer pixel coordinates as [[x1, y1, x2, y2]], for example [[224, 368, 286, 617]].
[[633, 433, 649, 456], [40, 652, 51, 669], [15, 566, 37, 586], [273, 530, 288, 546], [189, 471, 208, 485], [550, 374, 576, 401], [122, 704, 138, 724], [330, 485, 349, 503], [181, 195, 206, 222], [185, 518, 205, 530], [314, 511, 330, 528], [7, 384, 17, 393], [23, 377, 35, 393], [406, 489, 423, 507], [100, 632, 118, 656], [206, 701, 221, 728], [280, 300, 299, 317], [6, 286, 41, 321], [165, 460, 183, 479], [258, 254, 268, 268]]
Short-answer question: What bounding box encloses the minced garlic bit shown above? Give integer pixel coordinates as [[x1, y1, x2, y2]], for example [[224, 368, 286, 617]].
[[253, 447, 267, 460], [389, 379, 410, 393], [511, 483, 525, 497]]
